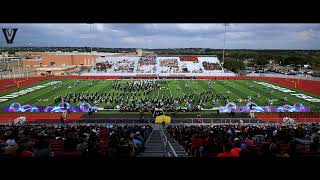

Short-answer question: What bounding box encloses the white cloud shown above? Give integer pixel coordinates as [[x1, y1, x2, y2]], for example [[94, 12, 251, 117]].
[[176, 24, 223, 32], [95, 24, 104, 32], [292, 29, 317, 41], [121, 36, 146, 44], [1, 23, 320, 49]]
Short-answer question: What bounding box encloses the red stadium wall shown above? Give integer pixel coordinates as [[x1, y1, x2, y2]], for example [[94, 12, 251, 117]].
[[0, 76, 46, 93], [256, 113, 320, 119], [255, 113, 320, 123], [0, 113, 84, 124]]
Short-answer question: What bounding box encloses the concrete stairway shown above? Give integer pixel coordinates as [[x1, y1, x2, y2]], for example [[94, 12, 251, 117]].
[[139, 124, 188, 157], [162, 129, 189, 157], [139, 129, 164, 157]]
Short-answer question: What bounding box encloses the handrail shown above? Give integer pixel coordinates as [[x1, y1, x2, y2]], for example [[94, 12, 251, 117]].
[[159, 126, 168, 156], [160, 125, 178, 157]]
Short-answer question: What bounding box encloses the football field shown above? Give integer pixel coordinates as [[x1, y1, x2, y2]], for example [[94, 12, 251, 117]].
[[0, 79, 319, 112]]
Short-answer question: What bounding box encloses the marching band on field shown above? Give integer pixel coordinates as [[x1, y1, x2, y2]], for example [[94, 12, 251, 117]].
[[51, 79, 290, 114]]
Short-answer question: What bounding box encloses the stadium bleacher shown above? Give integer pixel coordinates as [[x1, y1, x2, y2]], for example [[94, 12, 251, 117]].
[[89, 55, 225, 75], [0, 124, 152, 158], [167, 124, 320, 158], [1, 123, 319, 158], [137, 56, 157, 73]]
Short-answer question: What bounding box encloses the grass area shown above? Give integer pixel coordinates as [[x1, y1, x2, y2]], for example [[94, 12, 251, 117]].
[[0, 79, 319, 112]]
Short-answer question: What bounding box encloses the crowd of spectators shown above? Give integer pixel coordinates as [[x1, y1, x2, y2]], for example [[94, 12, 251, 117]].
[[95, 61, 113, 72], [88, 57, 224, 74], [191, 68, 204, 73], [74, 66, 91, 75], [0, 67, 12, 72], [114, 59, 135, 73], [180, 64, 204, 73], [138, 57, 157, 66], [181, 65, 189, 73], [202, 62, 222, 71], [167, 124, 320, 158], [136, 66, 157, 73], [159, 59, 179, 68], [0, 124, 152, 158], [159, 59, 180, 73]]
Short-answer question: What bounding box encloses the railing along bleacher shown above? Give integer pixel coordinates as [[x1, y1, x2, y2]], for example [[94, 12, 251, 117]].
[[160, 125, 177, 157]]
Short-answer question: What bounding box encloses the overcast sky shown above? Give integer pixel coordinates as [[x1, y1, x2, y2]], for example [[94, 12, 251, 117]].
[[0, 23, 320, 49]]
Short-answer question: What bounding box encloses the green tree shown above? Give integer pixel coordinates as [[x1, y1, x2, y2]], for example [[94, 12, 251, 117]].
[[223, 58, 245, 72], [7, 49, 15, 54]]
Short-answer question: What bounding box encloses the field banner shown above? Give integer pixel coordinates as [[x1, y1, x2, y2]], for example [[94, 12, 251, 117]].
[[3, 102, 97, 113], [207, 103, 310, 113], [4, 102, 310, 113]]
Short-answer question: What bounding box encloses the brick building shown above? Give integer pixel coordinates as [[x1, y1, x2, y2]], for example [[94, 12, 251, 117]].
[[21, 52, 99, 67]]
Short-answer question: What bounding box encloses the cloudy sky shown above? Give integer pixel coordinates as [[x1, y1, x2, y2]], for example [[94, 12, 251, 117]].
[[1, 23, 320, 49]]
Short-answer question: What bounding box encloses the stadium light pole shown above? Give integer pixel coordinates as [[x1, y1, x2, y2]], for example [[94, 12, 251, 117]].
[[90, 24, 92, 53], [87, 23, 93, 53], [222, 23, 229, 69]]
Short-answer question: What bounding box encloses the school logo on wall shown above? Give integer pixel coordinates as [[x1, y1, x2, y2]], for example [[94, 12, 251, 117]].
[[2, 28, 18, 44]]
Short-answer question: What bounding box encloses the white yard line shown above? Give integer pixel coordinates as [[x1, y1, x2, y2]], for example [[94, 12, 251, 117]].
[[166, 80, 173, 97], [176, 81, 185, 95], [195, 80, 206, 94], [188, 80, 199, 95]]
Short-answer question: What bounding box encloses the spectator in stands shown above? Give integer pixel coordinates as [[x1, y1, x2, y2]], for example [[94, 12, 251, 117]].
[[259, 137, 275, 158], [191, 134, 202, 157], [3, 138, 18, 156], [107, 130, 120, 158], [203, 133, 220, 157], [138, 57, 156, 66], [0, 134, 7, 152], [311, 130, 320, 143], [244, 135, 254, 148], [269, 138, 279, 157], [133, 133, 143, 153], [160, 59, 179, 68], [231, 138, 242, 155], [217, 142, 240, 158], [33, 137, 50, 158], [86, 131, 100, 158], [118, 137, 135, 158], [202, 61, 222, 71], [288, 136, 297, 157], [18, 143, 33, 158], [64, 133, 79, 152], [310, 136, 320, 152], [76, 136, 88, 156]]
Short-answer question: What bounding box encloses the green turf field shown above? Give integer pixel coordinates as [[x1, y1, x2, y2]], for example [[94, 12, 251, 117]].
[[0, 79, 319, 112]]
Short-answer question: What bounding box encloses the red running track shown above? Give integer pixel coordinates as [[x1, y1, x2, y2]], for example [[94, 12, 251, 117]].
[[0, 77, 46, 93], [0, 113, 84, 124], [255, 113, 320, 123]]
